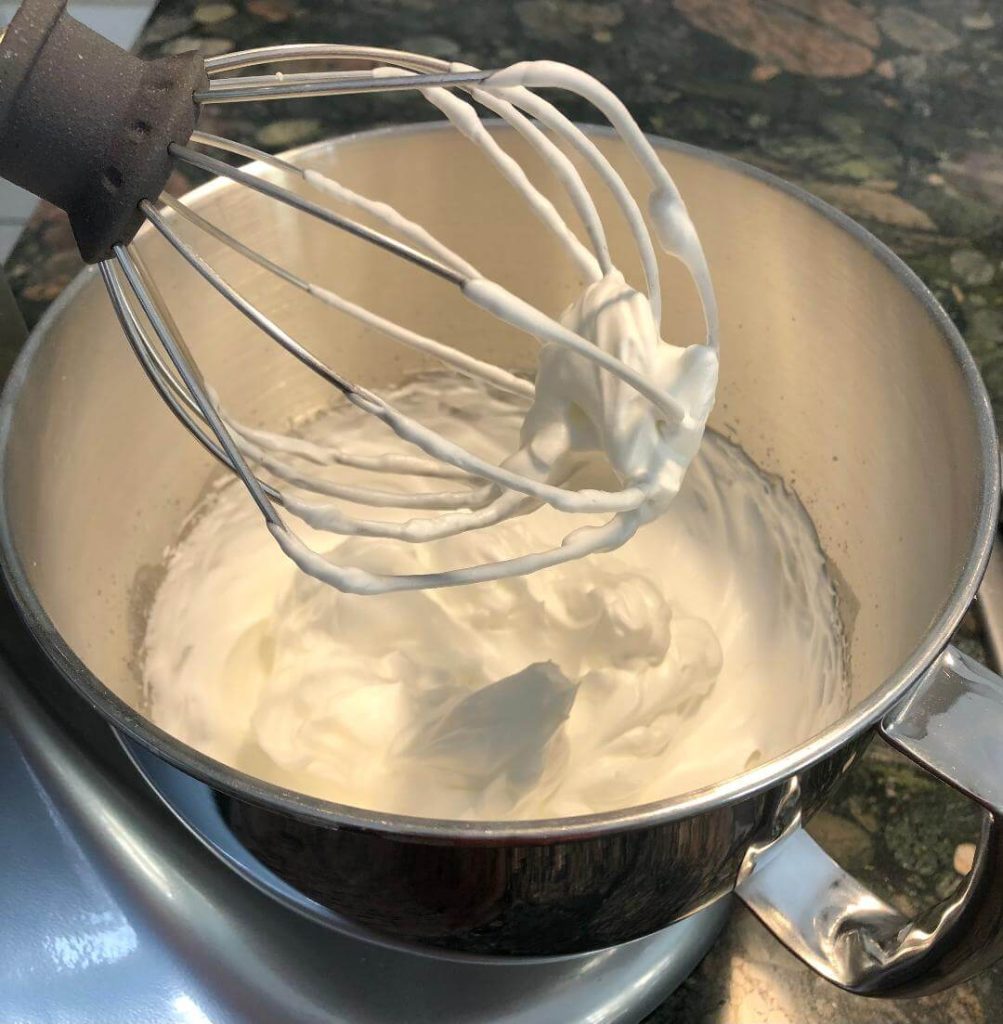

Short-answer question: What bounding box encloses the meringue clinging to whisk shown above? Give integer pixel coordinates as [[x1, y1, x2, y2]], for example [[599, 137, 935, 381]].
[[99, 46, 719, 593]]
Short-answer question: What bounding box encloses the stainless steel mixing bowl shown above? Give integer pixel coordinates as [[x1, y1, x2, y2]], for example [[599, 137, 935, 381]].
[[2, 124, 1002, 997]]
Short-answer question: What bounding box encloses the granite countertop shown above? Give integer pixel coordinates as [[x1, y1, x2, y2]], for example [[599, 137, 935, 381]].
[[5, 0, 1003, 1020]]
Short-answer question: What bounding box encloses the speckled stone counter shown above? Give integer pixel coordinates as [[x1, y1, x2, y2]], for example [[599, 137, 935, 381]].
[[5, 0, 1003, 1020]]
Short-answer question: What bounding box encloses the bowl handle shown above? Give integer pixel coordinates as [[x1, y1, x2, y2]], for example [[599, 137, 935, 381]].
[[734, 643, 1003, 997]]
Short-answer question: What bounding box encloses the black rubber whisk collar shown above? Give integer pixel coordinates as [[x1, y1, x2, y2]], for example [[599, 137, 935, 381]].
[[0, 0, 206, 262]]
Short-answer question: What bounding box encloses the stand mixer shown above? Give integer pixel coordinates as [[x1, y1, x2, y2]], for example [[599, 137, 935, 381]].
[[3, 0, 1003, 1018]]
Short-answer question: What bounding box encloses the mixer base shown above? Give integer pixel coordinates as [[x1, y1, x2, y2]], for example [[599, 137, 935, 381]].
[[0, 653, 729, 1023]]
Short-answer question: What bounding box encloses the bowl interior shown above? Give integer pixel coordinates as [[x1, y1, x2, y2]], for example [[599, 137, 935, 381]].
[[1, 125, 994, 817]]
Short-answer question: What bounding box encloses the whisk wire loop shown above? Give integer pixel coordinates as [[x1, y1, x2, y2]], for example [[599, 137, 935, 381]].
[[111, 245, 286, 528]]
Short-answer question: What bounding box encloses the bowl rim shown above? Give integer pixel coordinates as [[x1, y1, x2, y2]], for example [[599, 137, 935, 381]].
[[0, 120, 998, 842]]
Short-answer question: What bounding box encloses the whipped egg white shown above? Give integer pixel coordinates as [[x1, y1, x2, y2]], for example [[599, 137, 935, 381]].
[[144, 373, 846, 820]]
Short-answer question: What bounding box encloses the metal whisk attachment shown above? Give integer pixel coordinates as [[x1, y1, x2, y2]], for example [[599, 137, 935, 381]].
[[0, 0, 718, 594]]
